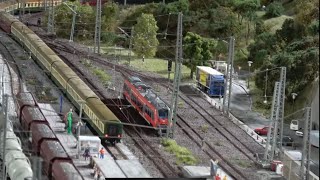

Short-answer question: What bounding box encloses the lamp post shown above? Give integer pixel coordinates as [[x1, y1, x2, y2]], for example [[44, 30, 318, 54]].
[[247, 61, 253, 89], [264, 68, 268, 104], [291, 93, 297, 112]]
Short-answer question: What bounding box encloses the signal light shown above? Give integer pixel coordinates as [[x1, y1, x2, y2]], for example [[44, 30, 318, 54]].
[[105, 134, 109, 138], [118, 134, 121, 138], [168, 60, 172, 72]]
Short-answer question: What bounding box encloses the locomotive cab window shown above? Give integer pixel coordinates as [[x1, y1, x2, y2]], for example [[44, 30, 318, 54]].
[[158, 109, 169, 119]]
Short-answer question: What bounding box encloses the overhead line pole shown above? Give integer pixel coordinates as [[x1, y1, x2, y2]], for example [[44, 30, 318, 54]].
[[167, 12, 182, 138], [1, 94, 9, 180], [94, 0, 102, 54], [227, 37, 235, 116], [277, 67, 286, 152], [77, 101, 84, 159], [264, 82, 280, 162], [128, 27, 134, 66], [222, 37, 232, 113], [47, 0, 54, 34], [300, 107, 312, 180]]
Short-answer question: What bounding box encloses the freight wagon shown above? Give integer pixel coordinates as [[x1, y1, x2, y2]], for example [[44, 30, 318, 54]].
[[196, 66, 225, 97], [0, 11, 123, 143]]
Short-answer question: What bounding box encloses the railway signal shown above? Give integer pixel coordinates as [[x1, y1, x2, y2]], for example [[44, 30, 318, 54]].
[[168, 60, 172, 72]]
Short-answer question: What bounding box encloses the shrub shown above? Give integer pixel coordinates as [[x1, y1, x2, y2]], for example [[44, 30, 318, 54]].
[[161, 139, 197, 165], [265, 2, 284, 18]]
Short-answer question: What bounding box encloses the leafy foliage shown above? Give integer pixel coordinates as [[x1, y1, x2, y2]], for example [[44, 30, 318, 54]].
[[162, 0, 189, 14], [294, 0, 319, 27], [207, 7, 238, 37], [248, 32, 279, 68], [254, 37, 319, 99], [183, 32, 216, 78], [53, 2, 96, 39], [265, 2, 284, 18], [132, 13, 159, 58]]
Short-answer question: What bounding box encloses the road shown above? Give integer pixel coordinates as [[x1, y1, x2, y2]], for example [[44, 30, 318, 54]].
[[220, 77, 319, 176]]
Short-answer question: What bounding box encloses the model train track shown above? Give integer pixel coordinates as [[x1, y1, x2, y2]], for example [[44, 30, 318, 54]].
[[39, 37, 263, 178], [42, 38, 179, 177], [182, 86, 265, 155]]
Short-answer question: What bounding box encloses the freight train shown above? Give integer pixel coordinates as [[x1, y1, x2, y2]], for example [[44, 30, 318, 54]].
[[0, 110, 33, 180], [123, 76, 170, 135], [16, 92, 83, 180], [0, 11, 123, 143]]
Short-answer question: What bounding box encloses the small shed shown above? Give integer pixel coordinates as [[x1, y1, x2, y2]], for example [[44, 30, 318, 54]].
[[79, 136, 101, 156]]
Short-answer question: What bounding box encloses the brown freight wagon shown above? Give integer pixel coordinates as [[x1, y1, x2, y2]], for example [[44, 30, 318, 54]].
[[20, 106, 48, 130], [31, 123, 57, 155], [52, 161, 83, 180], [40, 140, 72, 178]]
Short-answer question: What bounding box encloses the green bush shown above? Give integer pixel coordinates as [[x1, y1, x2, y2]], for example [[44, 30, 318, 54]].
[[265, 2, 284, 18], [92, 68, 111, 86], [161, 139, 197, 165]]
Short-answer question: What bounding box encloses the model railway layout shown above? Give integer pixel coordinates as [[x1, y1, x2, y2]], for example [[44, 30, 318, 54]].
[[0, 11, 123, 144]]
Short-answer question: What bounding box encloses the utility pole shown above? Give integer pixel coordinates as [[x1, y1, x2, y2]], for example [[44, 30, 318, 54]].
[[300, 107, 312, 180], [70, 5, 77, 42], [124, 0, 126, 6], [167, 12, 183, 138], [77, 102, 84, 159], [277, 67, 286, 152], [43, 0, 47, 11], [227, 37, 235, 116], [264, 67, 286, 162], [128, 27, 134, 66], [264, 82, 280, 162], [270, 82, 281, 161], [1, 94, 9, 180], [47, 0, 54, 34], [94, 0, 102, 54], [32, 156, 42, 180], [222, 37, 232, 113]]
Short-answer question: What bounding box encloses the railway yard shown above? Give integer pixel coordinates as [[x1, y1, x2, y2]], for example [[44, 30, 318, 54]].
[[1, 1, 310, 179], [0, 11, 272, 180]]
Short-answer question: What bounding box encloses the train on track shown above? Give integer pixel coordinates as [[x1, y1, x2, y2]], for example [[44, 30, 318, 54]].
[[16, 92, 83, 180], [0, 96, 33, 180], [123, 76, 170, 135], [0, 11, 123, 143]]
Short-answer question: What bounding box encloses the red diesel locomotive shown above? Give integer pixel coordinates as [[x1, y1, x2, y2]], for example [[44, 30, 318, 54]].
[[123, 76, 170, 135]]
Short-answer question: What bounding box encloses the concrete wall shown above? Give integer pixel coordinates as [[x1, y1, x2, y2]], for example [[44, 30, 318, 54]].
[[283, 151, 319, 180]]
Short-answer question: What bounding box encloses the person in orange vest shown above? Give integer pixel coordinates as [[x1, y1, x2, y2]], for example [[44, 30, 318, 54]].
[[223, 175, 227, 180], [99, 147, 105, 159]]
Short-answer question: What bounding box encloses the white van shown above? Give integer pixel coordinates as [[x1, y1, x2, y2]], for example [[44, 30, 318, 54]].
[[290, 120, 299, 131]]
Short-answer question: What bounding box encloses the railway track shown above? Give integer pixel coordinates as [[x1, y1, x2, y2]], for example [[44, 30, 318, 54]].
[[39, 36, 264, 178], [41, 37, 179, 177]]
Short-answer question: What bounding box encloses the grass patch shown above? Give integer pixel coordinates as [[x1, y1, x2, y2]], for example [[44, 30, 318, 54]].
[[264, 15, 293, 34], [100, 46, 192, 81], [201, 124, 209, 133], [177, 101, 184, 108], [26, 78, 37, 85], [91, 67, 111, 86], [80, 58, 93, 67], [231, 158, 253, 168], [214, 141, 223, 146], [161, 138, 197, 165], [37, 86, 58, 103]]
